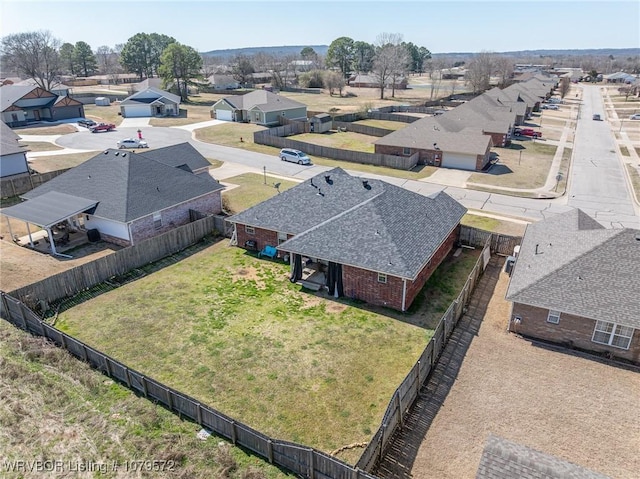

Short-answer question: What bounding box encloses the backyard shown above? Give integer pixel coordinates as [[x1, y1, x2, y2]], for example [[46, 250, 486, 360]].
[[54, 239, 480, 463]]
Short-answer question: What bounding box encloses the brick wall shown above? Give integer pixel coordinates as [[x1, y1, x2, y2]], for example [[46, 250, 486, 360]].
[[130, 192, 221, 244], [404, 229, 458, 309], [342, 265, 405, 310], [486, 131, 506, 147], [236, 225, 280, 254], [509, 303, 640, 363]]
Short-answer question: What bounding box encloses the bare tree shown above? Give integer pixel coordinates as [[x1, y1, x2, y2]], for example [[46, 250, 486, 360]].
[[493, 56, 514, 88], [465, 51, 495, 93], [231, 54, 255, 87], [372, 33, 409, 99], [1, 30, 61, 90], [428, 57, 446, 100], [324, 71, 345, 96]]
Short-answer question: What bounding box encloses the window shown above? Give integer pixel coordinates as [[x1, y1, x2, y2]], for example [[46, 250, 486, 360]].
[[592, 321, 634, 350], [547, 310, 561, 324], [245, 225, 255, 235], [378, 273, 387, 284], [403, 147, 411, 155], [153, 212, 162, 229], [277, 232, 288, 245]]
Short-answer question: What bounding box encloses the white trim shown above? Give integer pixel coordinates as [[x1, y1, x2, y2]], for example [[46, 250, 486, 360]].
[[245, 225, 255, 235], [377, 273, 387, 284], [591, 320, 634, 350], [401, 278, 407, 312], [547, 309, 561, 324]]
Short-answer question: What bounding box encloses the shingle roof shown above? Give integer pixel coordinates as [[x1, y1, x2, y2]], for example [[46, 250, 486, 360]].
[[138, 142, 210, 172], [374, 116, 491, 155], [476, 435, 611, 479], [436, 97, 514, 134], [122, 87, 181, 105], [217, 90, 306, 113], [228, 168, 466, 279], [0, 85, 41, 112], [0, 120, 26, 156], [22, 147, 223, 223], [506, 209, 640, 329]]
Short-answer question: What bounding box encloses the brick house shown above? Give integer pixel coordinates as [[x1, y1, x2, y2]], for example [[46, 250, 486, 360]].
[[4, 143, 223, 251], [506, 209, 640, 363], [227, 168, 466, 311]]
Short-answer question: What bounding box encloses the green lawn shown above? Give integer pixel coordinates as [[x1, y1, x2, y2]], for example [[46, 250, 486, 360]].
[[0, 320, 291, 479], [56, 241, 433, 460], [222, 173, 300, 214]]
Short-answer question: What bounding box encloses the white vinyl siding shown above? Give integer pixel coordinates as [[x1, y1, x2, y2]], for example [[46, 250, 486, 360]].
[[592, 321, 634, 350]]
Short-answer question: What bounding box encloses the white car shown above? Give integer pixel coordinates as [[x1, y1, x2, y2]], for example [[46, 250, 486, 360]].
[[629, 114, 640, 120], [279, 148, 312, 165], [117, 138, 149, 149]]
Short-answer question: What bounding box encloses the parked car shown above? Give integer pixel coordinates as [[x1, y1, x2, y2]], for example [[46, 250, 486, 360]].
[[513, 128, 542, 139], [542, 104, 559, 110], [629, 114, 640, 120], [77, 118, 96, 128], [117, 138, 149, 149], [592, 114, 601, 121], [89, 122, 116, 133], [279, 148, 312, 165]]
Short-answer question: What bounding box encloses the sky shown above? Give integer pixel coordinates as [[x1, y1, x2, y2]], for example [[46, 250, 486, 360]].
[[1, 0, 639, 54]]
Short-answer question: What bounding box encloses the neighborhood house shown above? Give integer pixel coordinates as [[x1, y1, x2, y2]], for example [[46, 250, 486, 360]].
[[119, 87, 181, 118], [211, 90, 307, 125], [505, 209, 640, 363], [0, 84, 85, 127], [227, 168, 467, 311]]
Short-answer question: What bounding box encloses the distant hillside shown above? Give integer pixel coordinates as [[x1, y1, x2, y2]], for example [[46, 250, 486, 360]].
[[202, 45, 328, 58], [202, 45, 638, 60]]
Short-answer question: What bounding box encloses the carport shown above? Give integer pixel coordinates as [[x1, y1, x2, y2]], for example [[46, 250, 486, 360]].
[[2, 191, 98, 257]]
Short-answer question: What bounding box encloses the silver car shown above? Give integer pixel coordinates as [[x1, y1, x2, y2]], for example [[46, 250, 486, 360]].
[[279, 148, 311, 165], [117, 138, 149, 149]]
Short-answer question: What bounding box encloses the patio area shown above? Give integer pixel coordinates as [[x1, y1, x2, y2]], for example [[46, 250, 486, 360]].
[[15, 225, 91, 256]]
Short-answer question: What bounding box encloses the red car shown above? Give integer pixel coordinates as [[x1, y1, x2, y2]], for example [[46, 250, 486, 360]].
[[513, 128, 541, 139], [89, 122, 116, 133]]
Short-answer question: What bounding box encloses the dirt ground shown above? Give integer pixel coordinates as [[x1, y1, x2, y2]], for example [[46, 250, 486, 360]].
[[376, 258, 640, 479]]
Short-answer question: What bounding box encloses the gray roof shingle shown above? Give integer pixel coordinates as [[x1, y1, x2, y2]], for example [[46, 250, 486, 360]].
[[476, 435, 611, 479], [216, 90, 306, 113], [1, 120, 26, 156], [22, 147, 223, 223], [138, 142, 210, 172], [506, 209, 640, 329], [228, 168, 466, 279]]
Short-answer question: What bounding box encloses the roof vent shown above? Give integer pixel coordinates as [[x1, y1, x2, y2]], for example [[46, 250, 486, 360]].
[[362, 180, 371, 190], [122, 152, 127, 157], [103, 150, 109, 155], [636, 233, 640, 242], [115, 152, 119, 156], [156, 186, 160, 192], [324, 175, 332, 185]]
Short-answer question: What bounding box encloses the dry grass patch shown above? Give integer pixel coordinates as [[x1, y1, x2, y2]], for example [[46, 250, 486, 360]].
[[467, 141, 556, 189], [354, 119, 408, 130], [461, 213, 527, 237], [83, 104, 124, 125], [292, 131, 376, 152], [18, 141, 63, 152], [13, 124, 77, 135], [626, 164, 640, 199], [222, 173, 299, 214], [29, 152, 99, 173]]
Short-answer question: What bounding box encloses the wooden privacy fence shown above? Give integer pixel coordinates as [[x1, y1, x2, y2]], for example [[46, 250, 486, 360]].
[[356, 238, 491, 472], [254, 128, 418, 170], [459, 225, 521, 256], [1, 169, 70, 197], [8, 215, 223, 310], [0, 292, 378, 479], [333, 122, 393, 138]]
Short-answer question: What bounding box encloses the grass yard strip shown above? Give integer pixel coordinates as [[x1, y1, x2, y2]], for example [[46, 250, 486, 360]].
[[555, 147, 572, 193], [29, 152, 100, 173], [461, 213, 526, 237], [626, 164, 640, 200], [13, 124, 77, 135], [0, 320, 292, 479], [468, 141, 556, 190], [292, 132, 376, 153], [353, 119, 407, 131], [18, 141, 63, 152], [57, 241, 433, 459], [222, 173, 299, 214], [83, 104, 125, 126]]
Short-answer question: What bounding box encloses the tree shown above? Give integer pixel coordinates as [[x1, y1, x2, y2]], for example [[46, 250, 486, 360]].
[[1, 30, 61, 90], [158, 42, 202, 101], [353, 41, 375, 73], [299, 70, 324, 88], [403, 42, 431, 74], [231, 54, 255, 87], [59, 42, 76, 75], [121, 32, 175, 79], [559, 76, 571, 99], [465, 51, 495, 93], [73, 41, 97, 77], [300, 46, 316, 60], [493, 56, 514, 88], [372, 33, 410, 99], [324, 71, 345, 96], [326, 36, 355, 78]]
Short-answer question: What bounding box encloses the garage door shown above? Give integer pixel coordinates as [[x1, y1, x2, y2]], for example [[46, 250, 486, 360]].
[[216, 109, 233, 121], [122, 105, 151, 118], [441, 153, 476, 170]]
